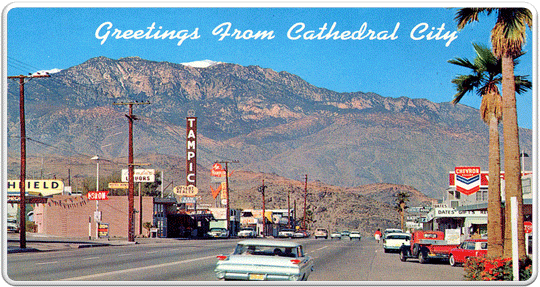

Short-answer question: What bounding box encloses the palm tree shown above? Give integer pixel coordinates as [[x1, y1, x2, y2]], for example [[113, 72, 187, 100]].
[[455, 8, 532, 259], [394, 191, 410, 230], [449, 43, 530, 258]]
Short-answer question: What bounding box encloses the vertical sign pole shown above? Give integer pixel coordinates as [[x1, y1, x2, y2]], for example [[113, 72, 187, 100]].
[[511, 197, 519, 281], [18, 77, 27, 248]]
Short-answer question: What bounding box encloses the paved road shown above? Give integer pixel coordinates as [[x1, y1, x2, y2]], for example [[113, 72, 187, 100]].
[[6, 234, 465, 282]]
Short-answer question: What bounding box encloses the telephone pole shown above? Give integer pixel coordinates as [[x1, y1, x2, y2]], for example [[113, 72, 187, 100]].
[[8, 73, 50, 249], [113, 101, 150, 242], [258, 180, 267, 237], [216, 160, 238, 237], [303, 174, 308, 230]]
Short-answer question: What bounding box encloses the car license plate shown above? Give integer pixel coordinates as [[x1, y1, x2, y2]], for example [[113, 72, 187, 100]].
[[249, 274, 265, 280]]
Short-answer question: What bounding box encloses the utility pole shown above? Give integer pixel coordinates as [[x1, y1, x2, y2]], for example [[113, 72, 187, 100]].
[[8, 73, 50, 249], [287, 187, 291, 229], [113, 101, 150, 242], [258, 180, 267, 237], [216, 160, 238, 237], [303, 174, 308, 230]]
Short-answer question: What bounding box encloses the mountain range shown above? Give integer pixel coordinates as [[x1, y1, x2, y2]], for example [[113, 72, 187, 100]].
[[6, 56, 533, 202]]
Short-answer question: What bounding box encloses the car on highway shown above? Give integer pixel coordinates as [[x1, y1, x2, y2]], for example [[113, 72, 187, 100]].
[[340, 230, 351, 237], [7, 218, 19, 233], [207, 228, 229, 238], [349, 231, 361, 241], [293, 230, 310, 238], [238, 227, 257, 238], [278, 228, 295, 238], [383, 228, 403, 239], [383, 232, 410, 253], [330, 231, 341, 240], [214, 239, 315, 281], [314, 228, 328, 239], [448, 239, 488, 267]]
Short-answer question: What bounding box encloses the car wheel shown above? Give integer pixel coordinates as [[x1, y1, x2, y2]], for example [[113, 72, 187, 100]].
[[449, 254, 457, 267], [400, 250, 407, 262], [384, 248, 388, 253], [419, 251, 428, 264]]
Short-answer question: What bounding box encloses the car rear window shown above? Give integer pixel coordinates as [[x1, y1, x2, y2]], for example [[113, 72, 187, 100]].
[[387, 235, 410, 240], [234, 244, 298, 258]]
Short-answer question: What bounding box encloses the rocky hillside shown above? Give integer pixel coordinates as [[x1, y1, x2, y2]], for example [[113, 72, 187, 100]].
[[6, 56, 533, 199]]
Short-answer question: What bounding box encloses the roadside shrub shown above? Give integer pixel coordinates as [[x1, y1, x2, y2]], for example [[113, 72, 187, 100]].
[[464, 256, 532, 281]]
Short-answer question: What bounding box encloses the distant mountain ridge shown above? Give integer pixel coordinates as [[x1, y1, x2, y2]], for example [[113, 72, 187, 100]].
[[6, 56, 533, 199]]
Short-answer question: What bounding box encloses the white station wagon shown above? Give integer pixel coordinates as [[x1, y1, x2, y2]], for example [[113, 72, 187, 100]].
[[215, 239, 314, 281]]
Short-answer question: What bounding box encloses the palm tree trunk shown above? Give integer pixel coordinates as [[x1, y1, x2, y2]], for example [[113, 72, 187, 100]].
[[400, 202, 405, 230], [487, 114, 503, 258], [501, 55, 525, 258]]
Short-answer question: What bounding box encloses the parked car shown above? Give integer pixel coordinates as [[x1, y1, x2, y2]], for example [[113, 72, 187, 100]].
[[7, 218, 19, 233], [215, 239, 314, 281], [349, 231, 361, 241], [448, 239, 488, 267], [383, 232, 410, 253], [207, 228, 229, 238], [330, 231, 341, 240], [383, 228, 403, 239], [278, 228, 295, 238], [314, 228, 328, 239], [340, 230, 351, 237], [293, 230, 310, 238], [238, 227, 257, 238], [399, 230, 460, 264]]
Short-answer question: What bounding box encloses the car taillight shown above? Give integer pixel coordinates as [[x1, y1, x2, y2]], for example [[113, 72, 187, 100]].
[[216, 255, 228, 260], [290, 259, 301, 264]]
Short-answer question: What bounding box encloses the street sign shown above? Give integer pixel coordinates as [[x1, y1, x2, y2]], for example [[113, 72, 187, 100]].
[[121, 169, 155, 183], [181, 197, 197, 204], [211, 163, 226, 177], [524, 221, 532, 233], [94, 211, 102, 222], [98, 223, 109, 238], [87, 191, 109, 200], [108, 182, 129, 189], [173, 185, 199, 196]]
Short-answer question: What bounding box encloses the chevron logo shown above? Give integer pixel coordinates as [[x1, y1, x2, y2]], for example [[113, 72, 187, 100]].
[[455, 166, 481, 195]]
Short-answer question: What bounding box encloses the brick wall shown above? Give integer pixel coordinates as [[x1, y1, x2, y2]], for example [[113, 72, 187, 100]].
[[34, 195, 154, 238]]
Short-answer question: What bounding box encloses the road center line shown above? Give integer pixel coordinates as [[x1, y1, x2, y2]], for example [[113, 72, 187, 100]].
[[118, 253, 131, 257], [60, 255, 216, 281], [82, 257, 100, 261], [36, 261, 57, 265]]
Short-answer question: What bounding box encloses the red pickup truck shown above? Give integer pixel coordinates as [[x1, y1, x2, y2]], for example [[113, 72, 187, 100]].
[[399, 230, 460, 264]]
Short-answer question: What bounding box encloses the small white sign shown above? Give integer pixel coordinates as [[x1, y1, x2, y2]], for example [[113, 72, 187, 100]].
[[121, 169, 155, 183]]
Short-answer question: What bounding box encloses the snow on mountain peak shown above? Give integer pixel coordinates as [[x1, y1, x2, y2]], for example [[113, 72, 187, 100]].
[[181, 60, 222, 68], [32, 68, 62, 76]]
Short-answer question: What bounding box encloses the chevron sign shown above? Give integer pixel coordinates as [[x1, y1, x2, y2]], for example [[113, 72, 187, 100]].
[[455, 166, 481, 195]]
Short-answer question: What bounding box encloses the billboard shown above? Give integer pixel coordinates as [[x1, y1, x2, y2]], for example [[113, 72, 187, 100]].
[[7, 179, 64, 196]]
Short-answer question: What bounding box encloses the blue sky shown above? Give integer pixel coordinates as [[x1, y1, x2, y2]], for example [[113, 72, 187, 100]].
[[5, 4, 535, 129]]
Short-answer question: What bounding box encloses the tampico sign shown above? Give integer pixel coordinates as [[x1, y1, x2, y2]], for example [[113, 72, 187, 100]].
[[87, 191, 109, 200], [121, 169, 155, 183], [186, 116, 197, 186], [454, 166, 481, 195]]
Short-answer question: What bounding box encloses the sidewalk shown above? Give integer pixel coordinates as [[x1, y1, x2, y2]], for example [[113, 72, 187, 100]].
[[6, 233, 139, 254]]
